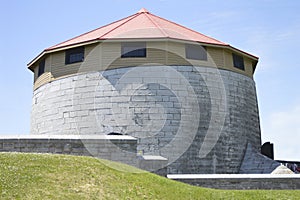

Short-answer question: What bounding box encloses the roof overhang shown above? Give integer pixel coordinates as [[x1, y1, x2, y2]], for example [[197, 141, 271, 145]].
[[27, 40, 100, 71]]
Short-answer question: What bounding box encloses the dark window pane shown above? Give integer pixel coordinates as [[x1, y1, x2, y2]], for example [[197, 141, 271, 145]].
[[121, 42, 146, 58], [38, 59, 45, 77], [185, 44, 207, 60], [232, 53, 245, 70], [252, 61, 256, 73], [65, 47, 84, 64]]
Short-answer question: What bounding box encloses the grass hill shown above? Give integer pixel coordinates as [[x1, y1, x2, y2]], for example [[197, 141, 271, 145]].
[[0, 152, 299, 200]]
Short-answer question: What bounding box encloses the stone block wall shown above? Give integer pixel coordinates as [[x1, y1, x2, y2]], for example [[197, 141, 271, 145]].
[[30, 65, 261, 174], [0, 135, 170, 175], [138, 155, 168, 176], [239, 143, 280, 174], [0, 135, 137, 166]]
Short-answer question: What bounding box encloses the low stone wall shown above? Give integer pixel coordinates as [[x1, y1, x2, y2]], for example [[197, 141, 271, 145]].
[[138, 155, 168, 176], [0, 135, 168, 175], [168, 174, 300, 189], [2, 136, 299, 189], [0, 135, 137, 166]]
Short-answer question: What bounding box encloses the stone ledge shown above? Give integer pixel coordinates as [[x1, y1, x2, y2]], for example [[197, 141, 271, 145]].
[[0, 135, 137, 165], [167, 174, 300, 179], [0, 135, 137, 141], [168, 174, 300, 189], [139, 155, 168, 161]]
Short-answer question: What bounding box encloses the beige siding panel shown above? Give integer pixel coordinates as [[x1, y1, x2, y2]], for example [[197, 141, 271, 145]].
[[51, 51, 65, 68], [244, 57, 253, 75], [51, 49, 80, 78], [78, 43, 101, 72], [147, 41, 167, 65], [33, 65, 38, 82], [50, 51, 65, 78], [167, 51, 190, 65], [167, 42, 187, 65], [105, 42, 169, 69], [44, 55, 51, 72], [224, 50, 253, 78], [33, 56, 50, 83], [52, 63, 81, 78], [166, 43, 221, 68], [109, 57, 150, 69], [105, 41, 215, 68], [149, 48, 167, 65], [33, 41, 254, 85], [110, 51, 167, 68], [34, 72, 54, 90], [168, 41, 185, 57], [207, 47, 224, 68], [224, 50, 233, 69], [101, 42, 121, 70]]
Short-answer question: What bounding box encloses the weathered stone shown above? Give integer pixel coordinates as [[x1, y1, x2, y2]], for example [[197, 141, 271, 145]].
[[29, 66, 263, 174]]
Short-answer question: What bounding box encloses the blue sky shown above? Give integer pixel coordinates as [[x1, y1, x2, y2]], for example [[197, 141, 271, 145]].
[[0, 0, 299, 161]]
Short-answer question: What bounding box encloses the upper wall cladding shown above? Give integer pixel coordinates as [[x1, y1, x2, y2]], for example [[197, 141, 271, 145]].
[[33, 41, 254, 84], [50, 44, 99, 78]]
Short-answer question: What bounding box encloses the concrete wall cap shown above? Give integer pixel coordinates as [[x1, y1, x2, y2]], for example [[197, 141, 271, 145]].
[[139, 155, 168, 161], [0, 135, 137, 140], [167, 174, 300, 179]]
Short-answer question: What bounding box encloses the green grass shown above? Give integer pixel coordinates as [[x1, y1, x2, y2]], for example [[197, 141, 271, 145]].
[[0, 153, 299, 200]]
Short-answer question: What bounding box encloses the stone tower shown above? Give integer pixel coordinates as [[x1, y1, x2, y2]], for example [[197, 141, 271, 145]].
[[28, 8, 263, 174]]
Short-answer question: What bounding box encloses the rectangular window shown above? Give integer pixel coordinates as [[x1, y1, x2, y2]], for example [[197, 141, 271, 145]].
[[65, 46, 84, 64], [232, 53, 245, 70], [38, 59, 45, 77], [185, 44, 207, 60], [121, 42, 146, 58]]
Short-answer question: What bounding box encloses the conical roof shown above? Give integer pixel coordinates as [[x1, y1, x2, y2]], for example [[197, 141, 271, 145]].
[[47, 8, 227, 50], [28, 8, 258, 68]]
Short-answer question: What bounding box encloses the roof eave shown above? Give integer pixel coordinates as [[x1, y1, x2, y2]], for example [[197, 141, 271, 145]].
[[27, 51, 45, 71], [227, 45, 259, 60], [27, 40, 100, 69]]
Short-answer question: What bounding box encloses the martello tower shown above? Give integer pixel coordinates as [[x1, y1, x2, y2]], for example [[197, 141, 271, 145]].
[[28, 8, 262, 174]]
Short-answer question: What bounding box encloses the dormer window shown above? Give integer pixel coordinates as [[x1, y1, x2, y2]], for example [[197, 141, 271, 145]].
[[232, 53, 244, 70], [65, 47, 85, 64], [121, 42, 146, 58], [185, 44, 207, 61]]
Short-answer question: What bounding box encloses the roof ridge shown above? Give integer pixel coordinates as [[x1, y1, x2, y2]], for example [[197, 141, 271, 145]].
[[149, 12, 227, 45], [144, 12, 168, 37], [97, 12, 141, 39], [46, 13, 139, 50]]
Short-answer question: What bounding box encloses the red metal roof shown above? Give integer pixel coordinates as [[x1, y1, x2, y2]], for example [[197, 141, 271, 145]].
[[47, 8, 227, 50], [28, 8, 258, 69]]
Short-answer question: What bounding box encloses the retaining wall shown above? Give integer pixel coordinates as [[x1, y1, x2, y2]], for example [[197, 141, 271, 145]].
[[0, 135, 169, 175], [0, 135, 137, 166]]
